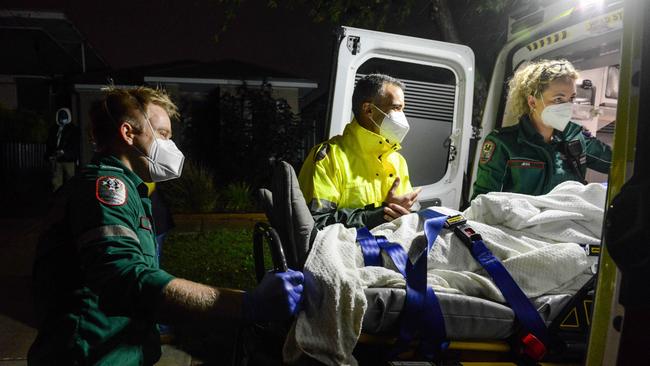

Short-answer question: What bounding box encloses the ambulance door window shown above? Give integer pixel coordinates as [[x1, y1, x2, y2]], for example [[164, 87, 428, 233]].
[[356, 58, 456, 186]]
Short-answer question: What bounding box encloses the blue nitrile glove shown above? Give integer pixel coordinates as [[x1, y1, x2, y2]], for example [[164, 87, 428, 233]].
[[242, 269, 304, 323]]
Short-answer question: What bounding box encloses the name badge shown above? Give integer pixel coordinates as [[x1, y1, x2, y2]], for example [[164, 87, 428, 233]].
[[140, 216, 153, 231]]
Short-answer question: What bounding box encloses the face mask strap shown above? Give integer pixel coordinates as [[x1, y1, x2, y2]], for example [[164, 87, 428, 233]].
[[371, 103, 389, 117], [367, 103, 385, 129], [532, 93, 550, 117], [103, 97, 157, 141], [137, 107, 157, 139], [129, 100, 165, 158], [136, 105, 184, 179]]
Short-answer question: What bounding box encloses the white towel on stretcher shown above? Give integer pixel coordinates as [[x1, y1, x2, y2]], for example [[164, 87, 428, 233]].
[[283, 181, 606, 365]]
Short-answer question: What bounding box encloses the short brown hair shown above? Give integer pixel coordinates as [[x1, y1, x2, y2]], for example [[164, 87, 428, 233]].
[[352, 74, 405, 120], [89, 86, 179, 150]]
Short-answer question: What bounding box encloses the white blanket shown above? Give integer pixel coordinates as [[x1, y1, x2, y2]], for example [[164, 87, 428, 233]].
[[283, 181, 606, 365]]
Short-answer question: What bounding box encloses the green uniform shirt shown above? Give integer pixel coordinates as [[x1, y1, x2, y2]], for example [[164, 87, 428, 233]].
[[472, 115, 612, 199], [298, 119, 413, 229], [29, 154, 175, 366]]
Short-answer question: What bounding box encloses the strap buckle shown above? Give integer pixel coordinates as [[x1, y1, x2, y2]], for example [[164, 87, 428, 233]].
[[445, 215, 482, 248], [584, 244, 601, 256], [444, 214, 467, 228], [521, 332, 547, 361]]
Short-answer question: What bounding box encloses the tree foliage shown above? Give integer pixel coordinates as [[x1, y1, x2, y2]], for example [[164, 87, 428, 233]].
[[217, 0, 522, 36], [0, 105, 48, 143], [215, 0, 528, 128], [219, 83, 308, 184], [179, 82, 309, 189]]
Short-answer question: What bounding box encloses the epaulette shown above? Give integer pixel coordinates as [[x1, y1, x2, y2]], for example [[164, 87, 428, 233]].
[[495, 125, 518, 135], [83, 164, 124, 173], [99, 164, 124, 173], [314, 143, 330, 163]]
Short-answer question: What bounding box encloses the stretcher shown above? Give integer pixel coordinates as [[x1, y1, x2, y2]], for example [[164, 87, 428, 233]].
[[250, 160, 598, 365]]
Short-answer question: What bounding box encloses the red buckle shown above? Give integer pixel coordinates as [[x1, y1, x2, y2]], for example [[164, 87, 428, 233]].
[[521, 333, 546, 360]]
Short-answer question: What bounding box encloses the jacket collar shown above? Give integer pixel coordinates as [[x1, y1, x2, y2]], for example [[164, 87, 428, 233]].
[[343, 119, 401, 158], [517, 115, 564, 145]]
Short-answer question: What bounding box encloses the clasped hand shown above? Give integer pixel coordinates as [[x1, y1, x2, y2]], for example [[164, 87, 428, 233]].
[[383, 177, 421, 221]]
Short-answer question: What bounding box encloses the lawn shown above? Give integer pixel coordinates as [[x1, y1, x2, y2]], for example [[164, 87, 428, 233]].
[[160, 228, 260, 291], [158, 227, 276, 363]]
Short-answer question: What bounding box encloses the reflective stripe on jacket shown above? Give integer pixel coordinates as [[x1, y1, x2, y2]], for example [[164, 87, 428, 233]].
[[28, 154, 175, 366]]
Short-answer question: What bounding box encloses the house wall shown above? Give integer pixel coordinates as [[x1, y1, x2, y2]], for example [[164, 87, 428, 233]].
[[218, 85, 300, 113], [73, 83, 307, 164], [272, 87, 299, 112], [0, 76, 18, 109], [75, 89, 104, 165]]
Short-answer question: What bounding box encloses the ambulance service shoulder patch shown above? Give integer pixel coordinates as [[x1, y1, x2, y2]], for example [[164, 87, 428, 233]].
[[96, 176, 127, 206], [479, 140, 496, 164]]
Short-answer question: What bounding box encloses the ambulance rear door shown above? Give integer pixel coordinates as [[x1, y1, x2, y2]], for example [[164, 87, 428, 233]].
[[326, 26, 475, 210]]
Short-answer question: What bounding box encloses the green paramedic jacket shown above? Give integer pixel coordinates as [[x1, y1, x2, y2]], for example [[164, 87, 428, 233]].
[[298, 119, 414, 230], [472, 115, 612, 199], [28, 154, 175, 366]]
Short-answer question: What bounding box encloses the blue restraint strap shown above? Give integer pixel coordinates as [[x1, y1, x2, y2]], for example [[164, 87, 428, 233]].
[[419, 210, 549, 346], [357, 227, 382, 267], [357, 227, 407, 277], [357, 211, 450, 359], [400, 210, 449, 358], [469, 238, 549, 345]]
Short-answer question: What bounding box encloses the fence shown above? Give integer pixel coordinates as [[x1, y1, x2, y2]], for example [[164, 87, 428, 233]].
[[1, 142, 48, 170]]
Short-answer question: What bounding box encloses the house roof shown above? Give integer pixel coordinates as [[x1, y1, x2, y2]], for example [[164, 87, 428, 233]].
[[74, 59, 318, 90], [0, 10, 108, 76], [147, 59, 299, 79]]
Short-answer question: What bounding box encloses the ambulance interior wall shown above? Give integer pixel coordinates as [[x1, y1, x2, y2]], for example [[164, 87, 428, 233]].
[[574, 66, 617, 184]]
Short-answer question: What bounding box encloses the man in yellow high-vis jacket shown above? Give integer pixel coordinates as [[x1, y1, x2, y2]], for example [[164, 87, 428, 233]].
[[299, 74, 420, 229]]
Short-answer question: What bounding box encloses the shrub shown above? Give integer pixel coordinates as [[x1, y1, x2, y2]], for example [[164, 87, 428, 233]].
[[221, 181, 254, 212], [158, 160, 218, 213], [0, 106, 48, 143]]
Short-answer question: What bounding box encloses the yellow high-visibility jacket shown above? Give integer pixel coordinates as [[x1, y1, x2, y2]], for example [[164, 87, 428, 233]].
[[298, 119, 413, 229]]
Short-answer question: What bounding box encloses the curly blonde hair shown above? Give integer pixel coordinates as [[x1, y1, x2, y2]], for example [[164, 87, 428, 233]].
[[505, 59, 579, 123]]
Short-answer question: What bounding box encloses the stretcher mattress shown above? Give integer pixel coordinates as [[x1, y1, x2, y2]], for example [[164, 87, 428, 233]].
[[281, 181, 604, 365], [362, 287, 574, 339], [261, 162, 603, 366]]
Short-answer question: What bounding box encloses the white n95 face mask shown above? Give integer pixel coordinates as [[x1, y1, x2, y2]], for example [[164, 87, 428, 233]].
[[540, 101, 573, 132], [146, 137, 185, 182], [370, 104, 410, 143], [137, 117, 185, 182]]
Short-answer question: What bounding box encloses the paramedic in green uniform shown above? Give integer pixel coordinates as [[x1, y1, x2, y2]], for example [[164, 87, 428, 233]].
[[28, 87, 304, 366], [472, 59, 612, 199], [299, 74, 421, 229]]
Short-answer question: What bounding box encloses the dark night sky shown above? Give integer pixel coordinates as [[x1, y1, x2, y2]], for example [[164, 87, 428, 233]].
[[5, 1, 454, 88], [2, 0, 507, 86], [6, 0, 339, 86]]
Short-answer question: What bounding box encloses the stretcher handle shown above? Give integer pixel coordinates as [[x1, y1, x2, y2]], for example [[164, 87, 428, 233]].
[[253, 222, 289, 283]]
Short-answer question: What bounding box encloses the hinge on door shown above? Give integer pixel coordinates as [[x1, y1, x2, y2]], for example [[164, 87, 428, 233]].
[[472, 126, 482, 140], [443, 137, 458, 162], [347, 36, 361, 55], [444, 128, 461, 163], [448, 144, 458, 162]]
